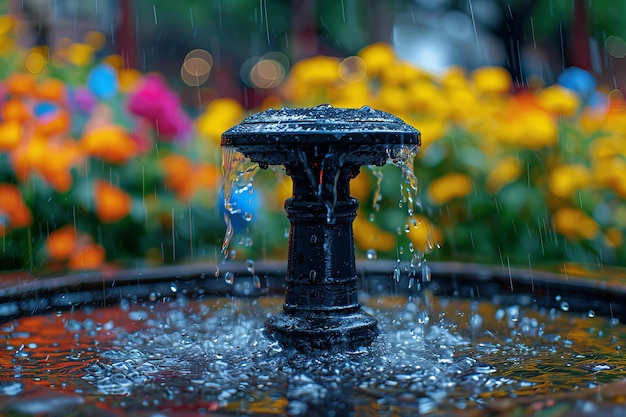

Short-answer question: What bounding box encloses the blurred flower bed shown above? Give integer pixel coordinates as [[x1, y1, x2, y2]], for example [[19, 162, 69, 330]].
[[1, 14, 625, 272]]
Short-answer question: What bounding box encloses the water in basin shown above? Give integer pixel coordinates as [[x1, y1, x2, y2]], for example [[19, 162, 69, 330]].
[[2, 279, 626, 416]]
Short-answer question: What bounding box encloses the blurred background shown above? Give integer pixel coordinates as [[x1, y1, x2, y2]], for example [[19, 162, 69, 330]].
[[10, 0, 626, 105], [2, 0, 626, 272]]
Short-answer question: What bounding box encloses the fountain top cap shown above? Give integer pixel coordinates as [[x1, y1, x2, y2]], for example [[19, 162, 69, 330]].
[[221, 105, 420, 146]]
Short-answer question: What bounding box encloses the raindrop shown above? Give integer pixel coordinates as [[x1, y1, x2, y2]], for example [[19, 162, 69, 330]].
[[224, 272, 234, 285], [588, 310, 595, 318], [560, 301, 570, 312], [393, 266, 401, 282], [366, 249, 377, 260], [246, 259, 255, 275], [170, 283, 178, 293], [253, 275, 261, 289], [421, 264, 431, 282]]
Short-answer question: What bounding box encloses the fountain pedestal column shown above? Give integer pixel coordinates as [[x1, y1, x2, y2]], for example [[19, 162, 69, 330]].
[[222, 105, 420, 352]]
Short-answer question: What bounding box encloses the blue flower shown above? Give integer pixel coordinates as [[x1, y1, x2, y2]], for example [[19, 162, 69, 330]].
[[87, 64, 119, 100], [558, 67, 596, 101]]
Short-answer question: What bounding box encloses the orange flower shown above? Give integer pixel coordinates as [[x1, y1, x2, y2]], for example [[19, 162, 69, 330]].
[[36, 79, 67, 102], [45, 226, 77, 260], [68, 243, 105, 270], [39, 140, 82, 192], [94, 180, 132, 223], [162, 154, 193, 192], [5, 73, 36, 96], [34, 108, 71, 136], [0, 183, 32, 237], [0, 121, 23, 151], [81, 125, 138, 163], [2, 98, 32, 122]]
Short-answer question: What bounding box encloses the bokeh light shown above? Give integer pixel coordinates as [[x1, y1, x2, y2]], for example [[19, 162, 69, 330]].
[[339, 56, 367, 82], [242, 52, 288, 89], [181, 49, 213, 87], [25, 49, 46, 73], [605, 35, 626, 58]]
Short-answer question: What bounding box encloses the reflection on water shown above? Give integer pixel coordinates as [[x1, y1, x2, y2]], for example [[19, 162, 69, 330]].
[[1, 293, 626, 416]]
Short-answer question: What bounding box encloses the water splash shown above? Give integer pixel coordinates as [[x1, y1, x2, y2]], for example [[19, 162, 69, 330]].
[[388, 145, 420, 218], [221, 147, 259, 257]]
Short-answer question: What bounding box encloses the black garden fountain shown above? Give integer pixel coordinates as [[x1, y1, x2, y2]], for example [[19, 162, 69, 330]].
[[221, 104, 420, 352]]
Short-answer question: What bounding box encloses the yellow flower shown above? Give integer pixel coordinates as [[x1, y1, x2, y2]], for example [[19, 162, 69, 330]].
[[549, 164, 590, 198], [406, 116, 446, 148], [290, 56, 340, 86], [486, 157, 522, 192], [523, 111, 558, 148], [381, 61, 424, 85], [67, 42, 94, 66], [407, 215, 443, 253], [358, 43, 395, 77], [377, 85, 410, 114], [554, 207, 599, 240], [605, 227, 623, 248], [590, 135, 626, 160], [197, 98, 245, 145], [353, 213, 396, 252], [427, 173, 473, 205], [592, 157, 626, 197], [407, 80, 447, 115], [330, 80, 371, 108], [498, 110, 557, 149], [538, 85, 580, 116], [471, 66, 512, 94]]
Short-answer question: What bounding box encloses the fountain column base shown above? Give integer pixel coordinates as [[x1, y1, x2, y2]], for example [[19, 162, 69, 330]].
[[266, 310, 378, 352]]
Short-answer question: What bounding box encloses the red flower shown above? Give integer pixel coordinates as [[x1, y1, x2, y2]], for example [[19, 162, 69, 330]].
[[127, 74, 191, 141]]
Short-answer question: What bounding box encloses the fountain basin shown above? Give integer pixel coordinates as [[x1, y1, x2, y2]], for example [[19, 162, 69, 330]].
[[1, 262, 626, 416]]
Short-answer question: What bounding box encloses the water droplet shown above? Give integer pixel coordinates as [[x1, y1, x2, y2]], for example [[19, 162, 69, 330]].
[[246, 259, 255, 275], [555, 295, 562, 302], [588, 310, 595, 318], [309, 235, 318, 245], [366, 249, 377, 260], [224, 272, 234, 285], [253, 275, 261, 288], [399, 246, 404, 255], [393, 266, 401, 282], [309, 270, 317, 281], [170, 283, 177, 293], [421, 264, 431, 282], [560, 301, 570, 312]]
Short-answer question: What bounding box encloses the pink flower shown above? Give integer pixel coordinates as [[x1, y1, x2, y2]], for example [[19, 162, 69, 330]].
[[127, 74, 191, 141]]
